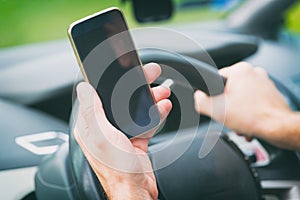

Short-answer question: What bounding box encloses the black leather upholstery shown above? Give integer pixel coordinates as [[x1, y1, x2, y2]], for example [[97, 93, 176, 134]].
[[149, 126, 261, 200]]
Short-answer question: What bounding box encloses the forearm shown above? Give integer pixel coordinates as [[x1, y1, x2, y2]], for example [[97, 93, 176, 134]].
[[259, 111, 300, 151]]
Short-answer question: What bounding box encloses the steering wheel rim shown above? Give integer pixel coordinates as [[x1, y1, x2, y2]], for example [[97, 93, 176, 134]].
[[68, 49, 264, 200]]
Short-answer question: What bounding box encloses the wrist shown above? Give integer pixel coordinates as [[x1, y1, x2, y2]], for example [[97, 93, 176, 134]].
[[109, 182, 154, 200], [257, 109, 298, 149], [257, 109, 288, 137], [95, 172, 156, 200]]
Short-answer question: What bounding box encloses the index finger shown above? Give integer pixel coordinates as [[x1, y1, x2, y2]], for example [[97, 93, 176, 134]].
[[142, 63, 161, 84]]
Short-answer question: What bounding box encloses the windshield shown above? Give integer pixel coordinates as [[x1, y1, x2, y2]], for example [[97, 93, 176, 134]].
[[0, 0, 299, 48]]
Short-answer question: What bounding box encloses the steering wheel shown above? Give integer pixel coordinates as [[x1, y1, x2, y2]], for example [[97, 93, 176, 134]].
[[68, 49, 263, 200]]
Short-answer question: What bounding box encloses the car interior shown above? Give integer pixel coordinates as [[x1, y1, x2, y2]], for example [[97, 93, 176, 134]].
[[0, 0, 300, 199]]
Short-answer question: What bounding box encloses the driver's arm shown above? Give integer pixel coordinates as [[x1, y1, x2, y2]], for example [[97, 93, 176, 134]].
[[194, 62, 300, 151]]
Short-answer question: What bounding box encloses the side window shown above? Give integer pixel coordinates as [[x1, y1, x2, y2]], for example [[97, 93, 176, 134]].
[[280, 1, 300, 46], [286, 1, 300, 34]]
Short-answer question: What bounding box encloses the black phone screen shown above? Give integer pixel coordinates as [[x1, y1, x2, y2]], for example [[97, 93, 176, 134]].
[[70, 9, 160, 137]]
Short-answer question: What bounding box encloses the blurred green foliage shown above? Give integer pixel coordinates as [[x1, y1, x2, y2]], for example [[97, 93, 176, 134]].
[[286, 1, 300, 34], [0, 0, 131, 48], [0, 0, 299, 48]]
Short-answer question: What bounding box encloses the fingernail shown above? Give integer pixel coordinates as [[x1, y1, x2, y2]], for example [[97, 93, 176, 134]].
[[77, 82, 92, 102], [161, 79, 174, 89]]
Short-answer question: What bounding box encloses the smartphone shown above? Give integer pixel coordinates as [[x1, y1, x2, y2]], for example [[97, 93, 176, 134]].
[[68, 7, 160, 138]]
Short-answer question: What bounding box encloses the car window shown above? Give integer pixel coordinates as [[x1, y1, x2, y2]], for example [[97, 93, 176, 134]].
[[286, 1, 300, 34], [0, 0, 299, 48], [0, 0, 242, 48]]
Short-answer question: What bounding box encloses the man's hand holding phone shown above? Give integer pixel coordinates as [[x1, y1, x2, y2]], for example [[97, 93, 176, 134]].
[[74, 63, 172, 200]]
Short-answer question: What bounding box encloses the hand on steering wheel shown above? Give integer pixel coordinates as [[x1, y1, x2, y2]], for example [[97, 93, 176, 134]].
[[74, 63, 172, 200], [194, 62, 298, 150]]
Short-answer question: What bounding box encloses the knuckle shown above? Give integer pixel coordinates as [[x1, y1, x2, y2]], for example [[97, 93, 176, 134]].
[[80, 104, 95, 120], [255, 67, 268, 76], [239, 62, 253, 71], [74, 116, 90, 140]]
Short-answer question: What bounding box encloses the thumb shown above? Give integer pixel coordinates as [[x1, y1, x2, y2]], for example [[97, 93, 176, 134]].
[[76, 82, 106, 121], [194, 90, 212, 116], [75, 82, 115, 156], [76, 82, 110, 140]]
